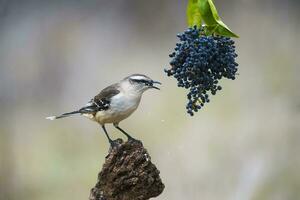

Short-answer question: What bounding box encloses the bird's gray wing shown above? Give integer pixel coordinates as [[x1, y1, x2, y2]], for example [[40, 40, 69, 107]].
[[79, 83, 120, 114]]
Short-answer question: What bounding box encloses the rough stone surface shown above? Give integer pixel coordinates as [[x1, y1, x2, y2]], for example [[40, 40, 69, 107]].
[[89, 139, 164, 200]]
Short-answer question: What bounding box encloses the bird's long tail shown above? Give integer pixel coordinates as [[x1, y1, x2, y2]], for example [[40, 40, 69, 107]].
[[46, 110, 80, 120]]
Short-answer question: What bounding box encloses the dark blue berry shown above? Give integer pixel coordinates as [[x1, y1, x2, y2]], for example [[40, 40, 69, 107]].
[[164, 26, 238, 116]]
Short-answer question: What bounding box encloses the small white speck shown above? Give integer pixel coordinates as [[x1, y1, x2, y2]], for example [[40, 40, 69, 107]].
[[161, 119, 165, 122]]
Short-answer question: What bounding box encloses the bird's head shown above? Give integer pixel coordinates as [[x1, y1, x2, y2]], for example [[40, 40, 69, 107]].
[[122, 74, 161, 93]]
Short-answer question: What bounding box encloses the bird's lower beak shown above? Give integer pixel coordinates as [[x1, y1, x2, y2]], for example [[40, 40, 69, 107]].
[[150, 80, 161, 90]]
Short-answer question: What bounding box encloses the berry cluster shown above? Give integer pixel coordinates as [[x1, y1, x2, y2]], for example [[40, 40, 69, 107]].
[[164, 26, 238, 116]]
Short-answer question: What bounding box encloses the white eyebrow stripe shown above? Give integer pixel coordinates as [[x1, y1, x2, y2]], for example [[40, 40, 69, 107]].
[[130, 75, 148, 80]]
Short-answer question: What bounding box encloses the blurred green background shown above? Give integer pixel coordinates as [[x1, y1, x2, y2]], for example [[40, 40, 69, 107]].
[[0, 0, 300, 199]]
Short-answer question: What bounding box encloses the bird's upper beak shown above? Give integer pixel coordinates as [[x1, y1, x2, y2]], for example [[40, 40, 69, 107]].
[[149, 80, 161, 90]]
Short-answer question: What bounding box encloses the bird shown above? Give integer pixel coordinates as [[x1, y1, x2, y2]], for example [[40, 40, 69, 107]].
[[46, 74, 161, 146]]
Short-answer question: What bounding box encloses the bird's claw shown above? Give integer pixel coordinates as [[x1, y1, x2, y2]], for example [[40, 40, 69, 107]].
[[127, 136, 142, 145], [109, 140, 119, 148]]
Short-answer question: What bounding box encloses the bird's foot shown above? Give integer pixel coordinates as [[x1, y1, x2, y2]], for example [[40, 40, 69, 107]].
[[109, 139, 121, 149], [127, 136, 142, 144]]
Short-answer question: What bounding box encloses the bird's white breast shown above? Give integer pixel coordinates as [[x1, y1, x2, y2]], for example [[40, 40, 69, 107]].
[[93, 91, 141, 125]]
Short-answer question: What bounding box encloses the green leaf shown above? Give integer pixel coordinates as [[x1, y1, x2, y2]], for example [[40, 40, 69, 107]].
[[198, 0, 239, 38], [187, 0, 202, 28], [198, 0, 215, 25], [204, 24, 239, 38], [215, 23, 239, 38], [204, 24, 218, 35], [207, 0, 239, 37]]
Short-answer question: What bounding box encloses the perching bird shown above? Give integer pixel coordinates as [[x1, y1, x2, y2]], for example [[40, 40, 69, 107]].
[[46, 74, 161, 146]]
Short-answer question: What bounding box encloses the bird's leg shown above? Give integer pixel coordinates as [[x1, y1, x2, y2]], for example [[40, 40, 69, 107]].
[[101, 125, 116, 147], [113, 123, 136, 141]]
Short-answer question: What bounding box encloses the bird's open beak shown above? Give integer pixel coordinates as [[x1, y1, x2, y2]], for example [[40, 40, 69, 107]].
[[150, 80, 161, 90]]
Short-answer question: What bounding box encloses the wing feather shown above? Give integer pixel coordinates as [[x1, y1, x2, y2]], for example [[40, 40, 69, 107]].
[[79, 83, 120, 114]]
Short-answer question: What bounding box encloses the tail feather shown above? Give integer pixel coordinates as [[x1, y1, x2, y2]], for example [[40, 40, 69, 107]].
[[46, 110, 80, 120]]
